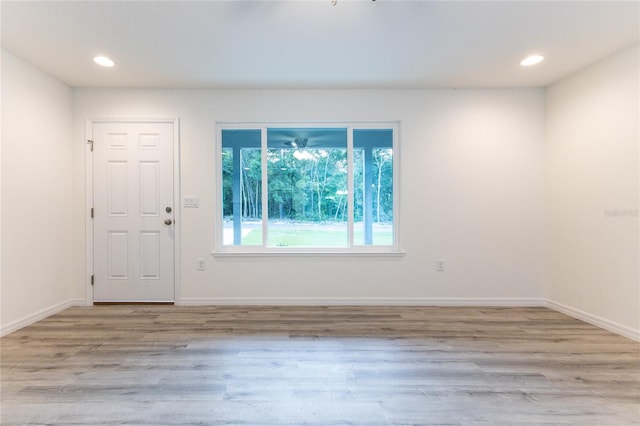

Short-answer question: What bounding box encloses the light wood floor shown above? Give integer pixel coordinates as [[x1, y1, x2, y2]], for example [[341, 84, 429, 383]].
[[1, 305, 639, 425]]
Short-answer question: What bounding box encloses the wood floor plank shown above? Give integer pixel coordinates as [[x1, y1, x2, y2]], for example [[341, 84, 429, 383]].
[[1, 306, 638, 425]]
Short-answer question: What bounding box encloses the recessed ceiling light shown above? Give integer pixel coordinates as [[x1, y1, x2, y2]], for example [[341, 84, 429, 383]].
[[93, 56, 115, 67], [520, 55, 544, 67]]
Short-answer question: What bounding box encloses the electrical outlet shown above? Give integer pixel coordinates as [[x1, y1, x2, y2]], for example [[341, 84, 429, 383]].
[[196, 258, 205, 271], [436, 259, 445, 272]]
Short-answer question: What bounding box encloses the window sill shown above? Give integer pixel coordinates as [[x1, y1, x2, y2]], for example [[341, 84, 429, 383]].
[[212, 249, 406, 258]]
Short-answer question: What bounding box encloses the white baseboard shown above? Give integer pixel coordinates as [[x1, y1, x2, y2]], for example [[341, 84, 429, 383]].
[[0, 298, 85, 337], [178, 297, 546, 307], [546, 299, 640, 342]]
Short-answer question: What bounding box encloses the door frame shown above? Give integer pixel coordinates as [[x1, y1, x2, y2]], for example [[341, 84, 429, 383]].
[[85, 118, 181, 305]]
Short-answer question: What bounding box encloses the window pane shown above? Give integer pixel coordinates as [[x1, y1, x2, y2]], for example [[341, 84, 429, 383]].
[[221, 129, 262, 246], [219, 125, 397, 251], [353, 129, 394, 246], [266, 128, 348, 248]]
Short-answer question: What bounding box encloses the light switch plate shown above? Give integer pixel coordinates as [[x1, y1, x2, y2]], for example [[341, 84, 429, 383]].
[[184, 196, 199, 208]]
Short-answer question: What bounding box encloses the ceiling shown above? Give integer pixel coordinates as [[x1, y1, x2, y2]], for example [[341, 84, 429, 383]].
[[1, 1, 638, 89]]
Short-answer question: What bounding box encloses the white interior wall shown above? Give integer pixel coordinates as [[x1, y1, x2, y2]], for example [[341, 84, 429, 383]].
[[1, 50, 75, 335], [3, 45, 637, 340], [0, 49, 3, 329], [72, 88, 545, 305], [545, 45, 640, 339]]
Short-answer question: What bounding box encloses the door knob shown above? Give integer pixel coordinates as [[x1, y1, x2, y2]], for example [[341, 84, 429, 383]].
[[164, 219, 173, 225]]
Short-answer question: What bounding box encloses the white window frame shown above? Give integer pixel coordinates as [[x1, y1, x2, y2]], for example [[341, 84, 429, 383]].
[[214, 122, 403, 257]]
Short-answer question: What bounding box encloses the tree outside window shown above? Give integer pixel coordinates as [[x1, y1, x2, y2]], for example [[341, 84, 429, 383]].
[[220, 125, 396, 251]]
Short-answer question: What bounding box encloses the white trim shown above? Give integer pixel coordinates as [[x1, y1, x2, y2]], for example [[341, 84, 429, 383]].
[[172, 119, 182, 304], [260, 127, 268, 246], [214, 121, 400, 254], [391, 123, 400, 248], [87, 117, 180, 124], [85, 119, 94, 304], [546, 299, 640, 342], [0, 298, 84, 337], [347, 126, 354, 247], [212, 249, 406, 258], [178, 297, 545, 307], [213, 125, 223, 251], [85, 118, 181, 305]]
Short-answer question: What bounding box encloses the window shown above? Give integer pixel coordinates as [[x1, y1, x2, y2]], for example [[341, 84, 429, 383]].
[[217, 123, 399, 254]]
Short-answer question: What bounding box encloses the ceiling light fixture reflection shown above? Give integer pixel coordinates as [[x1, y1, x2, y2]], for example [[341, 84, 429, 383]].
[[520, 55, 544, 66], [284, 138, 308, 149], [93, 56, 115, 67]]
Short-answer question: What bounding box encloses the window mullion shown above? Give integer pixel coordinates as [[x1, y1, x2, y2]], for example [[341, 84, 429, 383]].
[[347, 127, 354, 248], [232, 145, 242, 245], [392, 124, 399, 248], [363, 145, 374, 245], [261, 127, 268, 247]]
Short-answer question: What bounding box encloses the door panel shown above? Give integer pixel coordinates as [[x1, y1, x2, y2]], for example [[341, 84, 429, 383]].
[[139, 162, 160, 216], [108, 231, 129, 279], [107, 161, 128, 215], [93, 122, 174, 302], [139, 231, 161, 279]]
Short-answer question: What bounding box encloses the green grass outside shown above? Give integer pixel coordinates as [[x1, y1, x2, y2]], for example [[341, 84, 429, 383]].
[[242, 227, 393, 247]]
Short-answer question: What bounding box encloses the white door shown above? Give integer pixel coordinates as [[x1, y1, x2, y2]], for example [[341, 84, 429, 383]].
[[92, 121, 175, 302]]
